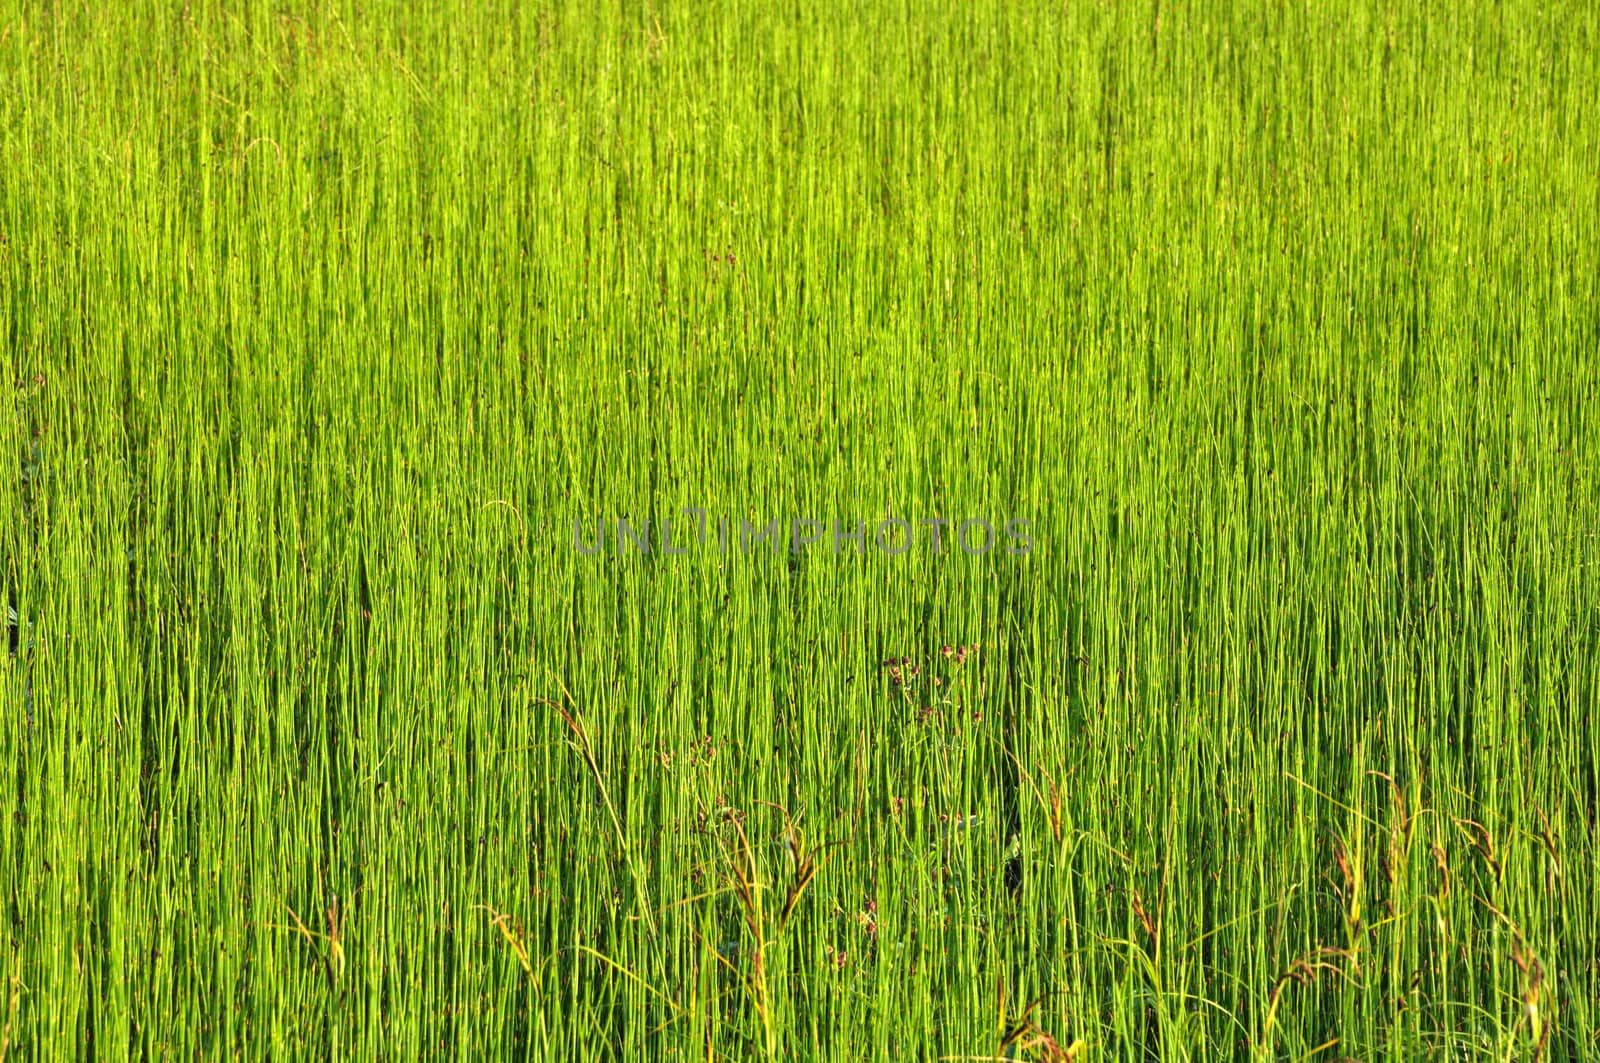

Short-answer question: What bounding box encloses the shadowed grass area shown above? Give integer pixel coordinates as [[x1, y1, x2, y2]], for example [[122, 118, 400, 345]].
[[1, 0, 1597, 1057]]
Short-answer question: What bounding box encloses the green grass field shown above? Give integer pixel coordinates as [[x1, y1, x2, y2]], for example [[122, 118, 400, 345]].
[[2, 1, 1598, 1057]]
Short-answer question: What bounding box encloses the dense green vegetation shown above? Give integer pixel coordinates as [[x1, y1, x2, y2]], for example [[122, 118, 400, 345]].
[[2, 0, 1597, 1057]]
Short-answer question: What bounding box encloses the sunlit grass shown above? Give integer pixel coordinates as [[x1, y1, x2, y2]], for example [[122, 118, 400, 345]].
[[1, 0, 1597, 1057]]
